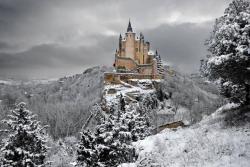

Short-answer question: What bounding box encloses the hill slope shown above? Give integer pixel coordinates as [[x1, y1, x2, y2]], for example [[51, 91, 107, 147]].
[[121, 103, 250, 167], [0, 66, 224, 139], [0, 66, 110, 139], [161, 70, 225, 124]]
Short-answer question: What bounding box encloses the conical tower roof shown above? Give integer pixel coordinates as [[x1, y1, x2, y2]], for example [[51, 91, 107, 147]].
[[127, 19, 133, 32]]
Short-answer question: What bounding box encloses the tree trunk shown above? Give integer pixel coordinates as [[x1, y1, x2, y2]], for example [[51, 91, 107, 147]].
[[245, 84, 250, 106]]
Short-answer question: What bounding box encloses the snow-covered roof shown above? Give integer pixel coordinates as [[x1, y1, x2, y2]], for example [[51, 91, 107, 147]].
[[148, 50, 155, 56]]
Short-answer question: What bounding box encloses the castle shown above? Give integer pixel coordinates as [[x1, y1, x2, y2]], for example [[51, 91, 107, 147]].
[[105, 21, 163, 82]]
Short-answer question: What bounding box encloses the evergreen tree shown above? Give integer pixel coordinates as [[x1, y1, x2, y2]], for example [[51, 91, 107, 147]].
[[139, 94, 159, 132], [77, 114, 136, 167], [156, 88, 166, 102], [119, 94, 126, 112], [77, 97, 152, 166], [77, 130, 97, 167], [131, 111, 151, 141], [94, 115, 135, 166], [202, 0, 250, 105], [0, 102, 47, 167], [155, 51, 164, 75], [123, 106, 151, 142]]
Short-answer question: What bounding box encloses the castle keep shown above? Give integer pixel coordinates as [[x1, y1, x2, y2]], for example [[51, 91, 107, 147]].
[[105, 21, 163, 82]]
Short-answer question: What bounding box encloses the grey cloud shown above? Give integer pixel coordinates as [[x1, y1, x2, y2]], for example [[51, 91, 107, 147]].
[[0, 0, 230, 79], [0, 41, 11, 49], [0, 35, 115, 78], [143, 22, 213, 74], [0, 22, 212, 78]]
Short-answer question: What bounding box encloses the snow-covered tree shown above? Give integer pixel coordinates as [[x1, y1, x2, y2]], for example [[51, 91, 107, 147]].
[[0, 102, 47, 167], [139, 94, 159, 132], [77, 95, 153, 166], [77, 130, 97, 167], [94, 114, 136, 166], [123, 106, 151, 142], [77, 114, 136, 166], [155, 50, 164, 75], [119, 94, 126, 112], [203, 0, 250, 105]]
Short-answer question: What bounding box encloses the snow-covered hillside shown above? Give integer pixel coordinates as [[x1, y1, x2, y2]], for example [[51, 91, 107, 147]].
[[162, 69, 225, 124], [102, 78, 190, 128], [0, 66, 110, 139], [121, 103, 250, 167], [0, 65, 231, 167], [103, 79, 159, 107]]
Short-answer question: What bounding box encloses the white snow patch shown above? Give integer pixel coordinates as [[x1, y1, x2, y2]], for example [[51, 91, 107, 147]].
[[118, 163, 137, 167], [148, 50, 155, 56], [208, 54, 231, 65], [215, 102, 240, 113], [0, 80, 13, 85], [103, 81, 156, 107], [129, 103, 250, 167]]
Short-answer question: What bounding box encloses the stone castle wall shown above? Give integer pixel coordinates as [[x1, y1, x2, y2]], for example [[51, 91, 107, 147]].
[[124, 32, 136, 60], [104, 72, 162, 84], [115, 56, 137, 71], [115, 55, 158, 76]]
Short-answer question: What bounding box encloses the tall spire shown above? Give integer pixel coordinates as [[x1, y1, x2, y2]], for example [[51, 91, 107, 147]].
[[127, 19, 133, 32], [140, 32, 144, 39], [119, 33, 122, 51]]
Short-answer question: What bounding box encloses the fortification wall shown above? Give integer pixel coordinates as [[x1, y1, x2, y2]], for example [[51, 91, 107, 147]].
[[104, 72, 162, 84], [139, 65, 153, 75], [115, 57, 137, 71]]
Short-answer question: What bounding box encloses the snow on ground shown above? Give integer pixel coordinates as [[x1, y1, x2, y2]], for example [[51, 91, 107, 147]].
[[0, 80, 13, 85], [103, 80, 156, 107], [123, 103, 250, 167], [128, 79, 162, 83], [104, 79, 191, 126], [156, 98, 191, 126], [119, 164, 137, 167], [0, 78, 57, 85]]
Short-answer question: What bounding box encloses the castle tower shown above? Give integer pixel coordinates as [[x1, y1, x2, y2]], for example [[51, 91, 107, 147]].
[[125, 20, 136, 59], [139, 32, 145, 64], [113, 20, 164, 78], [119, 33, 122, 53]]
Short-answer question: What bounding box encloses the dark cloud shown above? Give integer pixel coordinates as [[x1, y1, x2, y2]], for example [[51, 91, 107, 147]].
[[0, 41, 11, 49], [0, 0, 230, 79], [0, 34, 116, 79], [144, 22, 212, 73]]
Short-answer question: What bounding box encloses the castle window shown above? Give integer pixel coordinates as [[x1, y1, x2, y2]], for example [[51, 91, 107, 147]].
[[136, 48, 138, 52]]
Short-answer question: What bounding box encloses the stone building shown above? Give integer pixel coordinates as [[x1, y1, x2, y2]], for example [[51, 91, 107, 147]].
[[114, 20, 164, 77]]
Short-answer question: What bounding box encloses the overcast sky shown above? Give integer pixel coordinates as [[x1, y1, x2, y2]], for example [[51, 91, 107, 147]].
[[0, 0, 231, 79]]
